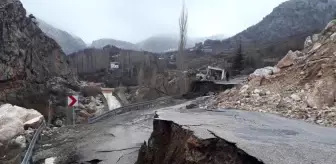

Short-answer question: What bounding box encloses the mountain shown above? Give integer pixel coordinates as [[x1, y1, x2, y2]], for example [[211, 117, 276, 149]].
[[136, 34, 196, 53], [221, 0, 336, 53], [91, 38, 138, 50], [37, 18, 87, 54]]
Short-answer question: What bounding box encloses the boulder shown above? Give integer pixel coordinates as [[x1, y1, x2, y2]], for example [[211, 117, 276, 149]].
[[306, 77, 336, 108], [276, 50, 300, 68], [249, 66, 278, 79], [0, 104, 43, 143]]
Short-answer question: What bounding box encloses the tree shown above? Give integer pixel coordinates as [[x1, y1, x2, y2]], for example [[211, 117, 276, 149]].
[[233, 40, 244, 72], [177, 0, 188, 71], [177, 0, 189, 95]]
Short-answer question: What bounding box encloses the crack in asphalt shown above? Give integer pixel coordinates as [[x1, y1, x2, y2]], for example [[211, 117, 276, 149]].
[[96, 146, 141, 153], [116, 149, 139, 163]]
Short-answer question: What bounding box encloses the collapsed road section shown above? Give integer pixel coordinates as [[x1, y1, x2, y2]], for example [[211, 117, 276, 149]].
[[136, 119, 263, 164]]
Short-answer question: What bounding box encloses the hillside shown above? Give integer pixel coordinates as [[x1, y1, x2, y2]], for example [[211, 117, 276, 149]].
[[216, 19, 336, 127], [91, 38, 138, 50], [37, 18, 87, 54], [207, 0, 336, 68]]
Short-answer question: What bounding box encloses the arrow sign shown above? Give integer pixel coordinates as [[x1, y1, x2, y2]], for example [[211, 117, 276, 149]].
[[68, 95, 78, 107]]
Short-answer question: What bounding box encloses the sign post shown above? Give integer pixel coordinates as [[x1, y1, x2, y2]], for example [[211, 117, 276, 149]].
[[67, 95, 78, 125]]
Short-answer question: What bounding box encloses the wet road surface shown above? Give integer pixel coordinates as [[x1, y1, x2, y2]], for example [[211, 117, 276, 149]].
[[36, 101, 336, 164]]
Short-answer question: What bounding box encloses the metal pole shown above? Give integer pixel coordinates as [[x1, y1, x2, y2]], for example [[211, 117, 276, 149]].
[[48, 100, 52, 126], [73, 107, 75, 126]]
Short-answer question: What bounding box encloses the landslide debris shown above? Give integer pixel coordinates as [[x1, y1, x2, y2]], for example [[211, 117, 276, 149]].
[[215, 20, 336, 127], [135, 119, 263, 164]]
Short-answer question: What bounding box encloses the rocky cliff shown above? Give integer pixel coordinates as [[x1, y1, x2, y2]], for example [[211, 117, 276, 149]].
[[37, 18, 87, 54], [0, 0, 78, 116]]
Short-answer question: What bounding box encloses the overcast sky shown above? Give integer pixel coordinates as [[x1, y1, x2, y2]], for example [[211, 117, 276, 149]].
[[21, 0, 287, 44]]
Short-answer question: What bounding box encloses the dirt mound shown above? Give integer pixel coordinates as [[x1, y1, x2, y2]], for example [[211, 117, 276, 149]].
[[215, 20, 336, 127]]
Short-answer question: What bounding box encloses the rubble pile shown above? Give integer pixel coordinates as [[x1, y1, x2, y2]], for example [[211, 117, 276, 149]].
[[216, 20, 336, 127]]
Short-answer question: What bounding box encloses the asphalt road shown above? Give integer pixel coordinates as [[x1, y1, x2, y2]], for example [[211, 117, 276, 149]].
[[36, 101, 336, 164]]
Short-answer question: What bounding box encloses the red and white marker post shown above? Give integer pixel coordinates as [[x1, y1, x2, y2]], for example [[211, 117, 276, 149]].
[[68, 95, 78, 125]]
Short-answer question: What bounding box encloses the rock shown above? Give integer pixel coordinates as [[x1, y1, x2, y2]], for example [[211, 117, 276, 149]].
[[328, 112, 336, 117], [0, 104, 43, 143], [266, 91, 271, 95], [316, 119, 324, 124], [312, 34, 320, 42], [239, 85, 249, 93], [45, 157, 57, 164], [330, 33, 336, 41], [24, 115, 44, 129], [78, 110, 94, 119], [223, 89, 231, 94], [55, 119, 63, 127], [290, 94, 301, 101], [259, 91, 267, 96], [186, 104, 198, 109], [78, 103, 85, 109], [85, 108, 96, 114], [276, 50, 299, 68], [253, 89, 261, 94], [249, 67, 277, 79], [304, 36, 313, 48], [308, 43, 322, 53], [14, 135, 26, 148], [306, 77, 336, 108], [42, 144, 52, 147]]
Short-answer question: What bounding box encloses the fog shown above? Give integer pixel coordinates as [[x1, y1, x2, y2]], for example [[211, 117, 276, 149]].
[[21, 0, 287, 43]]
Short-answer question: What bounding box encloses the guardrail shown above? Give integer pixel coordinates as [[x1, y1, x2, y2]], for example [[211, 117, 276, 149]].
[[21, 120, 46, 164], [88, 97, 171, 124]]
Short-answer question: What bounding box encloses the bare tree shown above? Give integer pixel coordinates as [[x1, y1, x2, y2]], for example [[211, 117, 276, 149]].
[[176, 0, 189, 95], [177, 0, 188, 71]]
